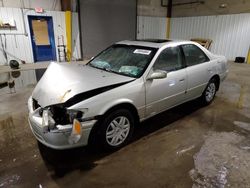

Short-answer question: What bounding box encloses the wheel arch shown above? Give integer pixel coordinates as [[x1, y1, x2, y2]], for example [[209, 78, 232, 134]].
[[101, 102, 140, 123], [210, 74, 220, 91], [87, 101, 140, 146]]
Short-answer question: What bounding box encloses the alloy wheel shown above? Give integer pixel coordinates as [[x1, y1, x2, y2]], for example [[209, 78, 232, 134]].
[[205, 82, 216, 102], [106, 116, 130, 146]]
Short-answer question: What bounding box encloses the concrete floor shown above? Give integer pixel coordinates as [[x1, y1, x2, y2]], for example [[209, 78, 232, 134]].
[[0, 62, 250, 188]]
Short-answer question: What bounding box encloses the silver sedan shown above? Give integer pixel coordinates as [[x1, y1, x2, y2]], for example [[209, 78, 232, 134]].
[[28, 39, 228, 150]]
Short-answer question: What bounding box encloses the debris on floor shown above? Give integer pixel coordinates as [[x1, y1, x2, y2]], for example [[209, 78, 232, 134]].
[[234, 121, 250, 131], [0, 174, 20, 187], [176, 145, 195, 155]]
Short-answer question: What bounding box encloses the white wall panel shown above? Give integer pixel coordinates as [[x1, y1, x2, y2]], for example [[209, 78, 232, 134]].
[[0, 7, 31, 65], [171, 13, 250, 60], [0, 7, 81, 65], [0, 0, 61, 11], [137, 16, 167, 39], [0, 7, 65, 64], [72, 12, 81, 60], [0, 7, 73, 86]]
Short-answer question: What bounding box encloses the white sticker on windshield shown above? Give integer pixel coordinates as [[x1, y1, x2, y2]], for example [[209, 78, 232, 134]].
[[133, 49, 151, 55]]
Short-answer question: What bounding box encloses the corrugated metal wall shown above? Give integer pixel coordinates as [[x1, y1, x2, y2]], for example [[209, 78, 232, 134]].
[[0, 7, 64, 64], [0, 7, 81, 90], [0, 0, 61, 10], [171, 13, 250, 60], [137, 16, 167, 39], [72, 12, 81, 60], [138, 14, 250, 61]]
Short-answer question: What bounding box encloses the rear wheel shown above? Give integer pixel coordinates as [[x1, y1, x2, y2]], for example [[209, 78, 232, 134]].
[[201, 78, 217, 105], [90, 109, 135, 151]]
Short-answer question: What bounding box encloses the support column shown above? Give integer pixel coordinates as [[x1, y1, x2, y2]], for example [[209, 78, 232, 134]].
[[166, 0, 172, 39], [65, 11, 72, 62], [247, 47, 250, 64]]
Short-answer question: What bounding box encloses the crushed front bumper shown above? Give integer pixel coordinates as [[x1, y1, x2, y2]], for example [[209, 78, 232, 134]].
[[28, 97, 97, 150]]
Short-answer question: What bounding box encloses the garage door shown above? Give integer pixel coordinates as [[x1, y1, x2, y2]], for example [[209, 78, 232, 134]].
[[79, 0, 137, 59]]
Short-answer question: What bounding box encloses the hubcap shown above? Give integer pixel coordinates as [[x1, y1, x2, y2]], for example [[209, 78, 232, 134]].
[[205, 83, 216, 102], [106, 116, 130, 146]]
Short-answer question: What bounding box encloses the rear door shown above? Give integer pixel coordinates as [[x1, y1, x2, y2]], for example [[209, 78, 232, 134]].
[[181, 44, 212, 100], [145, 46, 187, 117]]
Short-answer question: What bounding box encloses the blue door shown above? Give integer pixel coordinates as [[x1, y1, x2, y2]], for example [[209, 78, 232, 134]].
[[28, 16, 56, 62]]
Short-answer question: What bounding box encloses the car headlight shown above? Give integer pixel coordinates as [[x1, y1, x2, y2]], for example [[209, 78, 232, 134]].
[[42, 109, 55, 132]]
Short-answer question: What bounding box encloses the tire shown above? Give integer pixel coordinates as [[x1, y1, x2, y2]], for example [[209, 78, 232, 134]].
[[201, 78, 217, 105], [90, 109, 135, 151]]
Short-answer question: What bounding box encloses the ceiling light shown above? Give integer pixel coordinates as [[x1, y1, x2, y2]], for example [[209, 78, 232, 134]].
[[219, 3, 228, 8]]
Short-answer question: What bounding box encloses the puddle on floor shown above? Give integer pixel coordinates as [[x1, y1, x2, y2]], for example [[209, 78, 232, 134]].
[[190, 131, 250, 188], [0, 174, 20, 187]]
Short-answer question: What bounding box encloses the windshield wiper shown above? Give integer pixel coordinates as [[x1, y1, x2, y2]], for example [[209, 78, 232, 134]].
[[89, 63, 113, 73], [88, 63, 105, 71], [88, 64, 135, 78]]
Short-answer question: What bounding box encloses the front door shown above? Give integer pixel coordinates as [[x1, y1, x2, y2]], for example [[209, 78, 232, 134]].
[[145, 46, 187, 117], [28, 16, 56, 62]]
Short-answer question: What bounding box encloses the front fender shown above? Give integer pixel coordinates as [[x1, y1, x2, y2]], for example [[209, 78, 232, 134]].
[[98, 98, 137, 116], [68, 79, 145, 120]]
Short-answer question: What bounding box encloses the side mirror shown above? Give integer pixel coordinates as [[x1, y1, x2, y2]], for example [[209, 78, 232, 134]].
[[147, 70, 167, 80]]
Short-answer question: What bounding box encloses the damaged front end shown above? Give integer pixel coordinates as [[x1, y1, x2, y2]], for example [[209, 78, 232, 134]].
[[28, 97, 97, 149], [27, 62, 135, 149]]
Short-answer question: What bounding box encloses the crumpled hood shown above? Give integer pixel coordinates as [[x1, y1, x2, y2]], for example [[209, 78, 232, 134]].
[[32, 62, 134, 107]]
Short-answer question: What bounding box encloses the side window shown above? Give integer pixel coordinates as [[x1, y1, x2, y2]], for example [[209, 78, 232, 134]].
[[182, 44, 209, 66], [153, 47, 184, 72]]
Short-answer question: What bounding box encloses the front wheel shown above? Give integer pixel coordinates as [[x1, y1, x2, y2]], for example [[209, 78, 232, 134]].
[[90, 109, 135, 151], [201, 78, 217, 105]]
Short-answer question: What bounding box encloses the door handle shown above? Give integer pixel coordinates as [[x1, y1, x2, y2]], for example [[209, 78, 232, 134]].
[[179, 78, 185, 82]]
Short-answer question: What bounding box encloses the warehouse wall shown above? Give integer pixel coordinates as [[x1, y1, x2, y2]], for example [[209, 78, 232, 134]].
[[71, 12, 81, 61], [137, 13, 250, 61], [0, 7, 81, 64], [171, 13, 250, 61], [0, 0, 61, 11], [137, 16, 167, 39], [138, 0, 250, 17], [0, 7, 65, 64], [170, 0, 250, 17], [79, 0, 137, 59], [0, 7, 81, 89]]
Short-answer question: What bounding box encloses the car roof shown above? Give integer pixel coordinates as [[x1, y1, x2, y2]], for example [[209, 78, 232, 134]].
[[116, 39, 192, 48]]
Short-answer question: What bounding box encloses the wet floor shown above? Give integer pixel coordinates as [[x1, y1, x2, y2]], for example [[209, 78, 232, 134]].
[[0, 62, 250, 188]]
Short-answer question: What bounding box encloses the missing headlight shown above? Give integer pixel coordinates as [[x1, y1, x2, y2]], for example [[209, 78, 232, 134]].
[[67, 109, 83, 123], [49, 106, 84, 125]]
